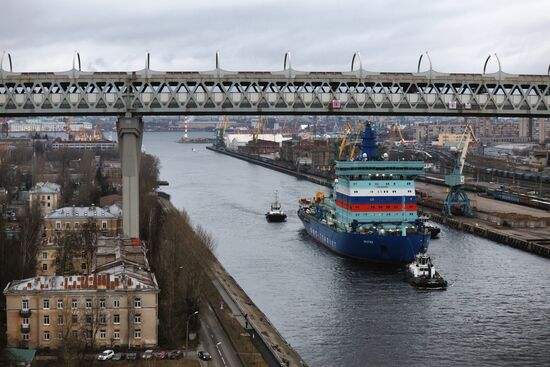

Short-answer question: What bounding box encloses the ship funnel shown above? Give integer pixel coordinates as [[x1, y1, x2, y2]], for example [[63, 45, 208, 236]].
[[359, 122, 378, 160]]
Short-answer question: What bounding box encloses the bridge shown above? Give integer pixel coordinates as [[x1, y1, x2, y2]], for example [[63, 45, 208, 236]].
[[2, 52, 549, 238], [1, 70, 550, 118]]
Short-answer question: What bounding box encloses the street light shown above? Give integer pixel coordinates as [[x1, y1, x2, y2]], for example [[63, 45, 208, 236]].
[[186, 311, 199, 354]]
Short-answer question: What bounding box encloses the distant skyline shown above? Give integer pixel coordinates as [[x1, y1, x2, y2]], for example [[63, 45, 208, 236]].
[[1, 0, 549, 74]]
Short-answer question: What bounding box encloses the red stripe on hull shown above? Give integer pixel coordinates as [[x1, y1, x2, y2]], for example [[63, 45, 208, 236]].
[[336, 199, 417, 212]]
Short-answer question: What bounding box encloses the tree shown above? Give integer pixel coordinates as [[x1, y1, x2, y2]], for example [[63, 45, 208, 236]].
[[17, 202, 42, 278]]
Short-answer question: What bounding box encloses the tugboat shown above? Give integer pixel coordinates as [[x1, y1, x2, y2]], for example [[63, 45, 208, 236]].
[[406, 250, 447, 290], [419, 214, 441, 239], [265, 191, 287, 222]]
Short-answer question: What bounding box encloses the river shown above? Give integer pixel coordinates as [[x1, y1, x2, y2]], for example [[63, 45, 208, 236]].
[[144, 132, 550, 367]]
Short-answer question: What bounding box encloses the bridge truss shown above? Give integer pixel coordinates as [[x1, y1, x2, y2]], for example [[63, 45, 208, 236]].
[[1, 69, 550, 117]]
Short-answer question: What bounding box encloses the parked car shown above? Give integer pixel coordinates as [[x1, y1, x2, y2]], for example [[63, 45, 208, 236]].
[[112, 352, 125, 361], [142, 349, 154, 359], [153, 351, 167, 359], [126, 352, 138, 360], [198, 351, 212, 361], [98, 349, 115, 361], [167, 350, 183, 359]]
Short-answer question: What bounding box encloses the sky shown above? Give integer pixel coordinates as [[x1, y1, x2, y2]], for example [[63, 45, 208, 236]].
[[1, 0, 549, 74]]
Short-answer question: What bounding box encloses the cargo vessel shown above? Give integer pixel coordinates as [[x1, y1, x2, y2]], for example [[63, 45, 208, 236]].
[[298, 123, 430, 264]]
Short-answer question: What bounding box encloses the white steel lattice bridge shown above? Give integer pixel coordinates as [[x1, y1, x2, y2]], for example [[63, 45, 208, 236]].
[[1, 52, 550, 117]]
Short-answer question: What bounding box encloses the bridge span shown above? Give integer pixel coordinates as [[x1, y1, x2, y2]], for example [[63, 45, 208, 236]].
[[1, 69, 550, 118]]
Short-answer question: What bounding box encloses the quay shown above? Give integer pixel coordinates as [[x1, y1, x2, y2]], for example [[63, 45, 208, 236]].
[[207, 145, 550, 261]]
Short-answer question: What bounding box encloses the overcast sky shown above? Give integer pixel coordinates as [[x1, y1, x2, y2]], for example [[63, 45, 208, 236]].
[[1, 0, 549, 74]]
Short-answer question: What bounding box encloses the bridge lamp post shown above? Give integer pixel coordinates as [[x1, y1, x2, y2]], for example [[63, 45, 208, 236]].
[[186, 310, 199, 355]]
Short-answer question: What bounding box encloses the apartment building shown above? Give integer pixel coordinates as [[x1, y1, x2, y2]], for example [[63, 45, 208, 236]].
[[5, 238, 159, 350], [37, 205, 122, 276], [28, 182, 61, 215], [43, 205, 121, 238]]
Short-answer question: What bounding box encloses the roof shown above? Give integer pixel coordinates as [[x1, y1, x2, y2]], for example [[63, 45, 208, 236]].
[[31, 181, 60, 194], [4, 272, 157, 293], [45, 205, 119, 220]]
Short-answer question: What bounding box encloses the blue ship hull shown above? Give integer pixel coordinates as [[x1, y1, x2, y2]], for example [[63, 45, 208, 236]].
[[299, 210, 430, 264]]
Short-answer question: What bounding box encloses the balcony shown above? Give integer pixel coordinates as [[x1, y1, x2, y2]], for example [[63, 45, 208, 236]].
[[19, 309, 31, 317], [20, 324, 30, 333]]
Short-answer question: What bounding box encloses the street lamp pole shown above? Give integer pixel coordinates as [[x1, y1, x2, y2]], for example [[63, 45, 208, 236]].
[[186, 311, 199, 355]]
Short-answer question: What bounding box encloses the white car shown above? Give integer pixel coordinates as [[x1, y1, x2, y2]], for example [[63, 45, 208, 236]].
[[98, 349, 115, 361]]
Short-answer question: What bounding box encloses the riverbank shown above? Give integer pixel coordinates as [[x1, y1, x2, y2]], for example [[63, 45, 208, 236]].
[[160, 197, 307, 367]]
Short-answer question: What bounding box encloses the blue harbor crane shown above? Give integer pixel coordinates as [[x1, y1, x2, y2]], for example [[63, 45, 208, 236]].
[[443, 125, 477, 217]]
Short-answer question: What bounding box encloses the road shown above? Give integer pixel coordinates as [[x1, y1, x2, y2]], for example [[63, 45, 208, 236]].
[[198, 302, 243, 367]]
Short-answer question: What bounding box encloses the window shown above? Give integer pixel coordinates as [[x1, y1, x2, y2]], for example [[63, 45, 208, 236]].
[[113, 298, 120, 308], [86, 315, 92, 324], [55, 222, 61, 230], [44, 331, 50, 340], [71, 299, 78, 309], [57, 299, 63, 309], [57, 315, 63, 325], [72, 330, 78, 338], [102, 221, 107, 230], [57, 331, 62, 339], [47, 195, 50, 200], [85, 298, 92, 309], [22, 299, 29, 310], [100, 330, 107, 339], [44, 315, 50, 325], [100, 314, 107, 324], [42, 252, 48, 259], [99, 298, 106, 308], [134, 330, 141, 339], [43, 299, 50, 309], [22, 317, 29, 326], [72, 314, 78, 323], [42, 263, 48, 271], [134, 298, 141, 308], [23, 333, 29, 341], [134, 315, 141, 324], [81, 263, 87, 271], [74, 222, 80, 229], [65, 223, 70, 230], [113, 314, 120, 324], [113, 330, 120, 339]]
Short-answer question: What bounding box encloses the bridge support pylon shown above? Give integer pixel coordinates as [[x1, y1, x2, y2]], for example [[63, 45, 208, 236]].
[[117, 115, 143, 238]]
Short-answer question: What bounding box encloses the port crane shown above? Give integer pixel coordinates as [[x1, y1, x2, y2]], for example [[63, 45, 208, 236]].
[[214, 116, 230, 148], [443, 125, 477, 217], [338, 122, 364, 161]]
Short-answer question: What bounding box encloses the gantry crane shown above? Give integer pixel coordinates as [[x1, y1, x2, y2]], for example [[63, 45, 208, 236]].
[[443, 125, 477, 217], [215, 116, 230, 148]]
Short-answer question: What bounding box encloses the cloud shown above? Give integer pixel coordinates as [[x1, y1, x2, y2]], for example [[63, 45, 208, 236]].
[[1, 0, 549, 74]]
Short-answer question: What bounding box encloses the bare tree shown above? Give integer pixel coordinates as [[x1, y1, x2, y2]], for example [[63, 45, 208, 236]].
[[18, 202, 42, 278]]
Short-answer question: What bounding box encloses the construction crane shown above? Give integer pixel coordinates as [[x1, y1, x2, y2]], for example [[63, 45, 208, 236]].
[[338, 122, 353, 160], [214, 116, 230, 148], [252, 117, 266, 143], [385, 123, 405, 158], [348, 122, 365, 160], [443, 125, 477, 217], [65, 117, 74, 141]]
